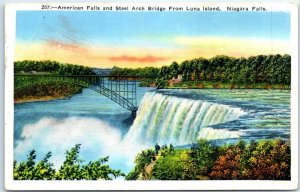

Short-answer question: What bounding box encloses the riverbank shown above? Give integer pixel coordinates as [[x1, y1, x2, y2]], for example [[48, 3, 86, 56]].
[[14, 82, 82, 104], [140, 80, 290, 89], [14, 95, 75, 103], [167, 83, 290, 89]]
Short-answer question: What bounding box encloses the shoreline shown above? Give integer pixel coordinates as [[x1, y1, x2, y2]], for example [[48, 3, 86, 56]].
[[140, 81, 290, 90], [162, 87, 291, 90], [14, 82, 83, 104], [14, 94, 76, 104]]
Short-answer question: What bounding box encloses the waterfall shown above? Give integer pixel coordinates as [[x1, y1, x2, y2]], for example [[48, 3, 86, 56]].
[[124, 91, 247, 146]]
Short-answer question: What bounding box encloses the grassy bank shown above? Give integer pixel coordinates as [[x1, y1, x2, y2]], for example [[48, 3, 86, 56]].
[[14, 81, 82, 103], [167, 81, 290, 89], [139, 79, 290, 89], [127, 139, 290, 180]]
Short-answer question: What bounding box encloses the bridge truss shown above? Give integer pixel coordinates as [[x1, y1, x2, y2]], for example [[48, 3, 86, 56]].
[[14, 74, 138, 113]]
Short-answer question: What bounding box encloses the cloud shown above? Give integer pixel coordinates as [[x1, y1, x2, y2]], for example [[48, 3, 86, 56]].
[[46, 39, 88, 53], [108, 55, 169, 63]]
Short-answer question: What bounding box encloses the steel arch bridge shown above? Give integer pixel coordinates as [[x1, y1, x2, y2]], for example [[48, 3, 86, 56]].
[[14, 74, 138, 113]]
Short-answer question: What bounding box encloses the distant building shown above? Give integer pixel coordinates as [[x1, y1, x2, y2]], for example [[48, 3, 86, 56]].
[[172, 74, 182, 82], [169, 74, 183, 86]]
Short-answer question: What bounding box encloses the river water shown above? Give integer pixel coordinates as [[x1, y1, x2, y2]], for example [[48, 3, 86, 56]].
[[14, 87, 290, 174]]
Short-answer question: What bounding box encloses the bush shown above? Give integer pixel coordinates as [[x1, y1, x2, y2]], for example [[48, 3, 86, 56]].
[[129, 139, 291, 180], [126, 149, 156, 180], [13, 144, 125, 180], [209, 144, 244, 179], [209, 140, 291, 180], [189, 140, 220, 176], [152, 150, 188, 180], [243, 140, 291, 180], [14, 60, 96, 75]]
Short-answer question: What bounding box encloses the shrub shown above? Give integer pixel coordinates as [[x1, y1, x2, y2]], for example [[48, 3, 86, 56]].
[[14, 144, 125, 180], [209, 145, 243, 179], [126, 149, 156, 180], [243, 140, 291, 180], [189, 140, 220, 176], [209, 140, 291, 180], [152, 150, 188, 180]]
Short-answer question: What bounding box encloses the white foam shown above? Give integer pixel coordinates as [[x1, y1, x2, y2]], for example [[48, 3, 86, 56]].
[[198, 127, 244, 140]]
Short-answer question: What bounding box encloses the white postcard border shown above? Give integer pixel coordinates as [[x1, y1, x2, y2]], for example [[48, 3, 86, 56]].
[[4, 2, 299, 190]]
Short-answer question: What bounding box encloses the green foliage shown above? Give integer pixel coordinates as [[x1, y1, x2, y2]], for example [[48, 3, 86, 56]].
[[155, 78, 168, 89], [159, 144, 175, 156], [111, 54, 291, 88], [130, 139, 291, 180], [189, 140, 220, 176], [138, 79, 156, 87], [14, 60, 96, 75], [125, 169, 141, 180], [111, 67, 160, 87], [111, 67, 160, 78], [55, 144, 83, 180], [14, 81, 82, 102], [13, 150, 55, 180], [14, 144, 125, 180], [152, 150, 188, 180], [126, 149, 156, 180]]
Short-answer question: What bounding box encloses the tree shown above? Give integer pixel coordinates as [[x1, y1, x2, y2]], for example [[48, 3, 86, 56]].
[[14, 144, 125, 180], [56, 144, 83, 180], [152, 150, 187, 180], [14, 60, 96, 75], [189, 140, 219, 176], [126, 149, 156, 180], [209, 146, 243, 179], [169, 62, 179, 78], [155, 78, 167, 89], [97, 54, 291, 87], [244, 140, 291, 180], [13, 150, 55, 180]]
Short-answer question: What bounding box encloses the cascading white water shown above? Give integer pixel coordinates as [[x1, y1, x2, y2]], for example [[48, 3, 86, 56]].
[[124, 91, 247, 146]]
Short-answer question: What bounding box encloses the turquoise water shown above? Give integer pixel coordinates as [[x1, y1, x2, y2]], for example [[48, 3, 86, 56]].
[[153, 89, 290, 142], [14, 87, 290, 174]]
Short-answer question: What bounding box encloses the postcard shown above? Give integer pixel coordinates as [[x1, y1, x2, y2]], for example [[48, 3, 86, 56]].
[[4, 2, 298, 190]]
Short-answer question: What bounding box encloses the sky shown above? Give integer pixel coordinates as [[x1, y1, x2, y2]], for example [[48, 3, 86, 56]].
[[15, 11, 290, 68]]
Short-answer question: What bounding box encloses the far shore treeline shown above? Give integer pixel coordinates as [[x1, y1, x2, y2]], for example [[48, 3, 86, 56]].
[[14, 54, 291, 91], [15, 54, 291, 85], [111, 54, 291, 87], [14, 60, 96, 75]]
